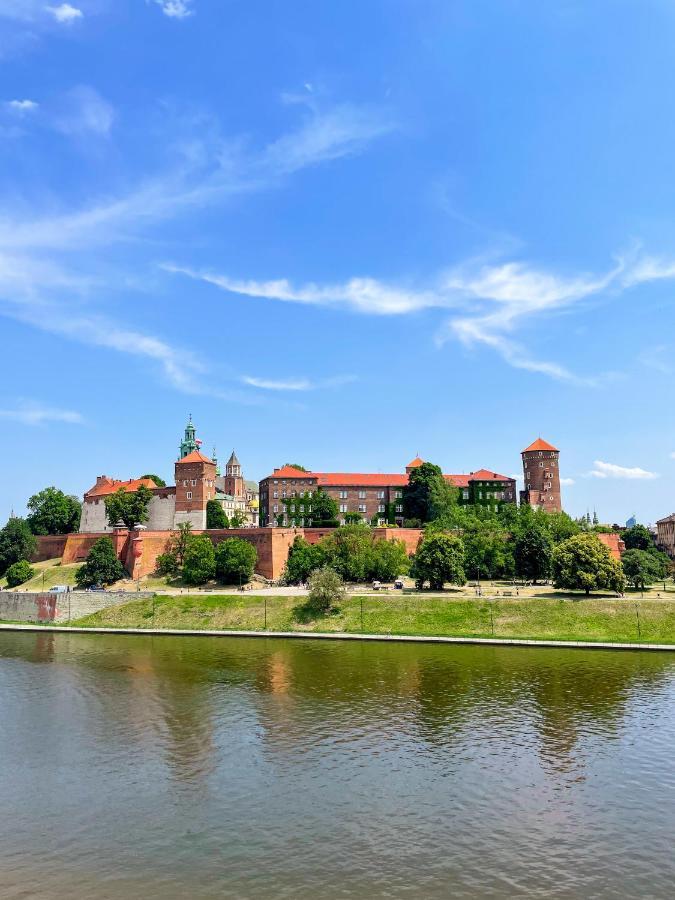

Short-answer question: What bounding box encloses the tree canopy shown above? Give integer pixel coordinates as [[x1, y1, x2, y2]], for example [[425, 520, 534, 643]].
[[621, 549, 664, 590], [26, 487, 81, 535], [206, 499, 229, 529], [514, 524, 553, 583], [0, 518, 37, 576], [182, 535, 216, 585], [5, 559, 34, 587], [75, 538, 125, 588], [621, 524, 654, 552], [552, 534, 625, 596], [403, 462, 457, 524], [104, 485, 153, 529], [411, 533, 466, 590], [214, 538, 257, 584]]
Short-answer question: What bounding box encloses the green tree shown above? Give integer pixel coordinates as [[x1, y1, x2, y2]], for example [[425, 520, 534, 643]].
[[307, 566, 346, 613], [621, 524, 653, 551], [552, 533, 626, 596], [403, 462, 458, 524], [283, 536, 325, 584], [410, 533, 466, 590], [369, 539, 410, 581], [344, 512, 363, 525], [75, 538, 125, 588], [309, 488, 339, 526], [140, 474, 166, 487], [621, 549, 663, 590], [284, 463, 308, 471], [229, 510, 247, 528], [155, 551, 179, 576], [26, 486, 81, 535], [514, 525, 553, 583], [169, 522, 193, 565], [321, 524, 375, 582], [5, 559, 34, 587], [547, 511, 582, 544], [463, 524, 509, 580], [0, 518, 37, 576], [206, 499, 229, 529], [182, 535, 216, 585], [214, 538, 257, 585], [104, 485, 153, 529]]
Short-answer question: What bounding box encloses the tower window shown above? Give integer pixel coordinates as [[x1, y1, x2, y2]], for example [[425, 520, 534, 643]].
[[186, 491, 192, 500]]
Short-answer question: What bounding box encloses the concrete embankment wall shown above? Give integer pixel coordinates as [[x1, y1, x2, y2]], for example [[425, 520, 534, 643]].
[[0, 591, 155, 624]]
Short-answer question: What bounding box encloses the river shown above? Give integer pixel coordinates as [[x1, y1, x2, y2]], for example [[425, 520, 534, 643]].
[[1, 631, 674, 898]]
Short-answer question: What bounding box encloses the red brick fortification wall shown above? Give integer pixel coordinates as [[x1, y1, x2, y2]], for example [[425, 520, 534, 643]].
[[32, 535, 69, 562], [62, 530, 130, 565], [597, 532, 626, 561]]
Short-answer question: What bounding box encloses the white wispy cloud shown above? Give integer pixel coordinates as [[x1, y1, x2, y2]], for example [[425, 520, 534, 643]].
[[0, 401, 83, 425], [53, 85, 114, 138], [6, 99, 38, 112], [154, 0, 194, 17], [560, 477, 575, 486], [240, 374, 356, 391], [0, 99, 391, 394], [167, 257, 627, 383], [46, 4, 83, 23], [589, 460, 658, 480], [670, 452, 675, 460]]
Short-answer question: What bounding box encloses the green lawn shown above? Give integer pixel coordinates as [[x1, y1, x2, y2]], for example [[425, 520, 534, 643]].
[[68, 592, 675, 644], [0, 559, 81, 591]]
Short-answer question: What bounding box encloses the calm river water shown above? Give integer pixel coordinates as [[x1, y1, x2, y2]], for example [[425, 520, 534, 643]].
[[1, 632, 674, 899]]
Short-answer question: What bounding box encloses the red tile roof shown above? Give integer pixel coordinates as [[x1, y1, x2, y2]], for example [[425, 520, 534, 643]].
[[85, 477, 158, 498], [267, 465, 314, 479], [263, 465, 514, 488], [406, 456, 424, 468], [522, 438, 558, 453], [176, 450, 215, 465], [317, 472, 408, 487]]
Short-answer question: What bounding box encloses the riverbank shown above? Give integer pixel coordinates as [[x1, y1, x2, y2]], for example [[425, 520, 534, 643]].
[[32, 592, 675, 645]]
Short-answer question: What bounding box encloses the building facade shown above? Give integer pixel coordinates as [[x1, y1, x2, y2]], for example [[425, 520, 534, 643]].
[[258, 459, 517, 527], [519, 438, 562, 512], [656, 513, 675, 558]]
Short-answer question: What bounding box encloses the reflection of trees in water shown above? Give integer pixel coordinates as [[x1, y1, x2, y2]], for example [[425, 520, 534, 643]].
[[6, 633, 674, 781]]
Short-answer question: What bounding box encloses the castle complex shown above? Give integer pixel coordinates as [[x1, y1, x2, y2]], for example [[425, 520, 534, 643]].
[[79, 418, 258, 533], [79, 427, 563, 535]]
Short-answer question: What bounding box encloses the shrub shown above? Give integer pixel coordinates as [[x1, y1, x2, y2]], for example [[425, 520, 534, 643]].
[[369, 539, 410, 581], [206, 499, 229, 530], [0, 518, 37, 576], [76, 538, 125, 588], [5, 559, 34, 587], [155, 551, 179, 576], [214, 538, 257, 585], [182, 536, 216, 585], [307, 567, 346, 613]]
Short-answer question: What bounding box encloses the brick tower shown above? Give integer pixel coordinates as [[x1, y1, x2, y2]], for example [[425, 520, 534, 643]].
[[520, 438, 561, 512], [222, 450, 245, 498], [174, 449, 217, 529]]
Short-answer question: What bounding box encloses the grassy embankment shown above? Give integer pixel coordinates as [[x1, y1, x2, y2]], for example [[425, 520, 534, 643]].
[[0, 559, 81, 591], [70, 591, 675, 644]]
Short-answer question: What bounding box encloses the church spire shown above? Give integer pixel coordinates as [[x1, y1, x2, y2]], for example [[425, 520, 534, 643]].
[[179, 415, 198, 459]]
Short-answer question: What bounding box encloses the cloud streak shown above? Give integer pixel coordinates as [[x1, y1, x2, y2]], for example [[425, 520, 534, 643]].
[[589, 460, 658, 480], [240, 374, 357, 391], [0, 401, 83, 425]]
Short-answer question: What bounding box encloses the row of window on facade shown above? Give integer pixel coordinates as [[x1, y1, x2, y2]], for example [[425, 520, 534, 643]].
[[182, 478, 215, 487], [270, 488, 404, 500], [524, 461, 556, 469], [526, 483, 553, 490]]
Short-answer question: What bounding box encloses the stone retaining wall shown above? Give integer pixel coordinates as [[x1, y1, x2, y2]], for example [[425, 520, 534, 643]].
[[0, 590, 155, 624]]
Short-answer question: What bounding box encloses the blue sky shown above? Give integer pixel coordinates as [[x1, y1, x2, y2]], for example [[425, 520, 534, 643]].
[[1, 0, 674, 526]]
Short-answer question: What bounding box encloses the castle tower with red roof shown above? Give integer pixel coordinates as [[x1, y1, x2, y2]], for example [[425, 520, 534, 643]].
[[520, 438, 561, 512], [174, 449, 217, 529]]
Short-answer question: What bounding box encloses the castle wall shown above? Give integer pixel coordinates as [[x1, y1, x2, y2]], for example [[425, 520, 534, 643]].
[[31, 535, 69, 562], [79, 499, 110, 533], [147, 493, 176, 530]]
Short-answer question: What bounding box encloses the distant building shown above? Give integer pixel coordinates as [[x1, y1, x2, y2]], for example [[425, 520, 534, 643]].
[[519, 438, 562, 512], [656, 513, 675, 559], [625, 515, 637, 529], [259, 458, 517, 527]]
